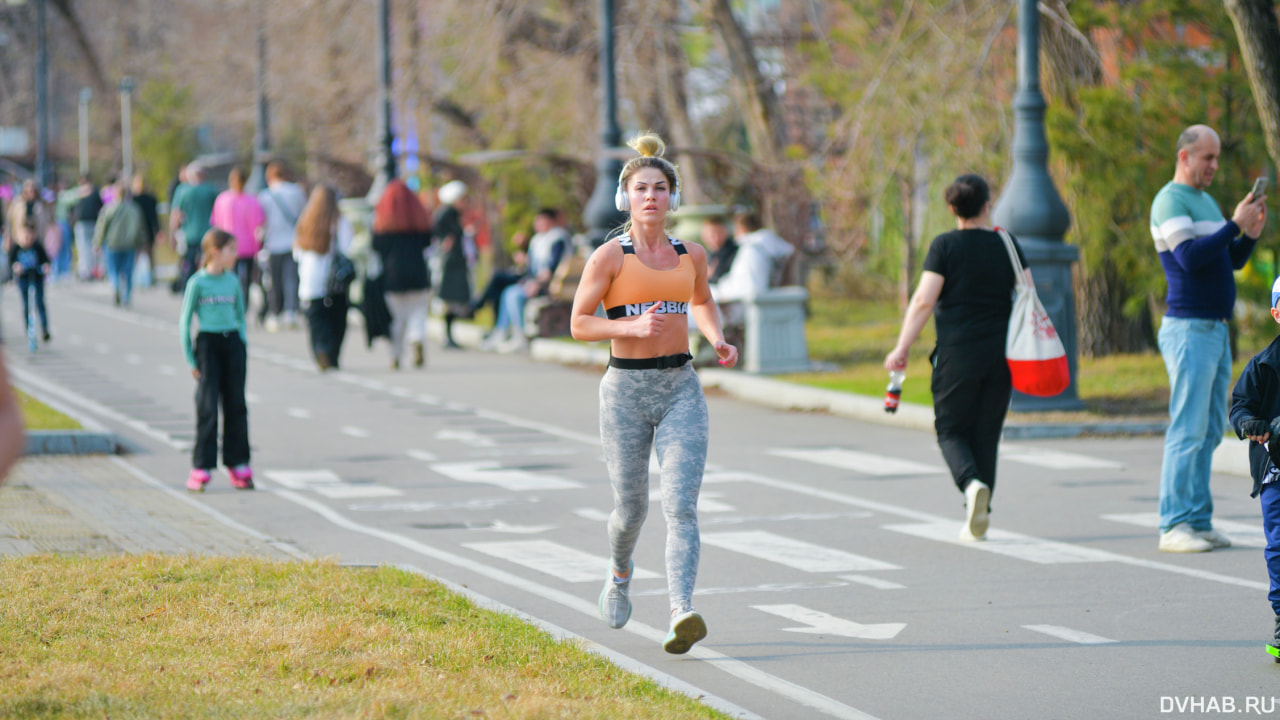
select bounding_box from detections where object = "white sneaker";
[1195,528,1232,549]
[663,609,707,654]
[264,316,281,333]
[479,330,507,351]
[1159,523,1213,553]
[960,480,990,541]
[498,334,530,354]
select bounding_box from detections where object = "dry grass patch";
[0,555,730,720]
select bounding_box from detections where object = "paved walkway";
[0,455,301,559]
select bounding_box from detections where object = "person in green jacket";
[92,179,148,307]
[180,229,253,493]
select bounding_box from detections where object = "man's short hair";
[1176,127,1203,154]
[733,210,762,233]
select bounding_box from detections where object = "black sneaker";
[41,330,50,343]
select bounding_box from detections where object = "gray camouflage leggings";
[600,364,708,615]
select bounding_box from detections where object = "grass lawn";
[16,390,81,431]
[788,293,1270,416]
[0,555,730,720]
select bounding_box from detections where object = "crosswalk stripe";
[263,469,403,499]
[1101,512,1267,548]
[768,448,945,476]
[883,522,1114,564]
[431,460,583,491]
[463,540,661,583]
[1000,443,1124,470]
[840,574,906,590]
[702,530,900,572]
[1022,624,1117,645]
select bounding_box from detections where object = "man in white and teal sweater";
[1150,124,1267,553]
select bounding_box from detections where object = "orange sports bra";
[602,236,695,319]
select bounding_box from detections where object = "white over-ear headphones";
[615,166,681,213]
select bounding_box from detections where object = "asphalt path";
[6,279,1277,720]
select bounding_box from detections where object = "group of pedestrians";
[885,122,1280,661]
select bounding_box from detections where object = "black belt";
[608,353,693,370]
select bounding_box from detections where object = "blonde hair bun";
[627,133,666,158]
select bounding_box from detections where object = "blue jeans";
[1158,316,1231,532]
[1262,482,1280,614]
[16,274,47,333]
[105,250,137,306]
[494,283,529,334]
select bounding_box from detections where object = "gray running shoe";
[663,609,707,654]
[599,561,633,629]
[1269,614,1280,663]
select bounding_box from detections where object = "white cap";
[1271,275,1280,308]
[438,180,468,205]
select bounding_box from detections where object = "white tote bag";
[999,228,1069,397]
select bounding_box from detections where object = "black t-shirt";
[921,228,1027,346]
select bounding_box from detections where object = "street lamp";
[990,0,1084,411]
[581,0,627,247]
[366,0,396,202]
[33,0,49,187]
[78,87,91,177]
[245,0,270,194]
[118,76,135,183]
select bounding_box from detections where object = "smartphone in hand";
[1252,176,1269,200]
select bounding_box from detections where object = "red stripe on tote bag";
[998,228,1069,398]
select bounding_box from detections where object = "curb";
[24,430,119,456]
[527,337,1166,439]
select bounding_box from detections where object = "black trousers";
[193,331,250,470]
[265,252,300,317]
[930,336,1011,495]
[306,294,348,368]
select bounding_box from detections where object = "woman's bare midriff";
[609,316,691,359]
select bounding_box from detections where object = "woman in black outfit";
[884,174,1029,542]
[371,180,433,369]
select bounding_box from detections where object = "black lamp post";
[991,0,1084,412]
[33,0,49,187]
[366,0,396,202]
[245,0,270,194]
[582,0,627,247]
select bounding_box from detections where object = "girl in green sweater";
[180,229,252,492]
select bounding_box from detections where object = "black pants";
[473,270,522,319]
[931,337,1011,496]
[193,331,250,470]
[306,294,348,368]
[265,252,300,317]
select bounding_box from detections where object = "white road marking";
[1022,624,1117,645]
[95,343,111,354]
[769,447,945,476]
[263,469,402,499]
[158,364,177,376]
[574,508,612,522]
[1101,512,1267,548]
[340,426,370,438]
[1000,443,1124,470]
[753,604,905,640]
[646,489,735,512]
[463,540,661,583]
[406,449,438,462]
[431,460,583,491]
[244,392,260,404]
[124,353,142,365]
[840,574,906,590]
[633,581,849,598]
[347,498,514,513]
[276,490,843,719]
[287,407,311,419]
[734,471,1268,591]
[488,520,556,534]
[702,530,900,572]
[883,522,1116,564]
[703,511,873,526]
[435,429,496,447]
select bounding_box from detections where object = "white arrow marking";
[287,407,311,419]
[406,449,438,462]
[340,426,370,438]
[752,604,905,640]
[431,460,583,491]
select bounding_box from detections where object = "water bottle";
[884,370,905,414]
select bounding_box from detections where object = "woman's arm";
[687,242,738,367]
[884,270,944,371]
[569,243,665,342]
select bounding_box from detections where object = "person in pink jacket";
[210,167,266,322]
